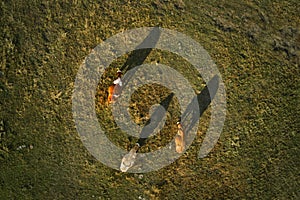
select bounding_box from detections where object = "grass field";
[0,0,299,199]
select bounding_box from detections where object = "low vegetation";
[0,0,299,199]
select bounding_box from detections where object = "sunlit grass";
[0,0,299,199]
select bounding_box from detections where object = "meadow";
[0,0,299,199]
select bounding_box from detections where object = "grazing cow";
[108,70,122,104]
[175,120,185,153]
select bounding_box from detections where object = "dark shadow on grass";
[182,75,219,137]
[120,27,161,86]
[136,93,174,147]
[120,27,220,150]
[131,75,219,149]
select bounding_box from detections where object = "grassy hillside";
[0,0,299,199]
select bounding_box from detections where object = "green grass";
[1,0,299,199]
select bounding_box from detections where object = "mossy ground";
[0,0,299,199]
